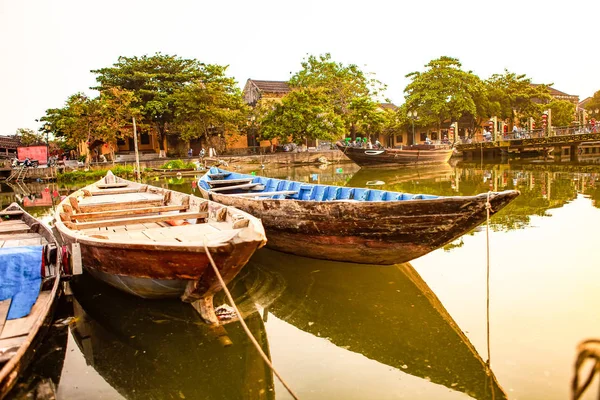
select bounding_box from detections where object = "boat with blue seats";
[198,167,520,265]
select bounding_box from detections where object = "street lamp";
[407,110,418,145]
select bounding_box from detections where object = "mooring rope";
[485,192,495,400]
[571,339,600,400]
[203,242,300,400]
[486,191,492,365]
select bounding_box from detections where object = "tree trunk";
[155,123,166,158]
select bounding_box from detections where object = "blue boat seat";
[367,190,385,201]
[323,186,340,201]
[352,188,370,201]
[337,188,352,200]
[298,185,313,200]
[310,185,327,201]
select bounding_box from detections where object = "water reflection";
[67,273,275,400]
[242,248,507,400]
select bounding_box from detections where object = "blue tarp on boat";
[0,245,43,320]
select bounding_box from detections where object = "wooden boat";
[67,272,274,400]
[198,167,520,265]
[53,171,266,325]
[336,141,454,167]
[0,203,61,400]
[242,248,507,399]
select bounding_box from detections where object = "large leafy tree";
[585,90,600,116]
[548,100,576,127]
[289,53,386,138]
[40,89,141,160]
[484,70,552,125]
[404,56,484,133]
[41,93,101,148]
[91,53,212,152]
[259,87,345,144]
[15,128,44,146]
[172,64,249,142]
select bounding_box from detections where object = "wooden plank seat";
[211,183,265,192]
[207,178,254,187]
[0,210,24,217]
[90,221,239,243]
[69,204,189,222]
[71,211,209,230]
[0,222,30,234]
[88,186,147,196]
[76,193,165,213]
[228,190,299,198]
[0,292,51,341]
[96,182,129,189]
[208,172,231,179]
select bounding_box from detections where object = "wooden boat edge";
[0,203,62,400]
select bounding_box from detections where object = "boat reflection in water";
[243,248,507,400]
[69,273,275,400]
[345,163,454,189]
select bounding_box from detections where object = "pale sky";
[1,0,599,135]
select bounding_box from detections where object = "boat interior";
[0,206,57,368]
[200,168,440,202]
[59,178,254,245]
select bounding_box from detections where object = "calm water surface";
[4,160,600,400]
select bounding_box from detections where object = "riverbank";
[0,149,351,182]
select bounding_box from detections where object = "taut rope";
[203,242,300,400]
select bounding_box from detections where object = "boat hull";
[53,173,266,324]
[337,143,453,167]
[0,204,62,400]
[201,189,519,265]
[58,234,261,299]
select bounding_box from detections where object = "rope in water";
[486,192,492,365]
[485,192,496,400]
[572,339,600,399]
[203,242,300,400]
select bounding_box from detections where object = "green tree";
[548,100,576,127]
[172,64,249,144]
[404,56,484,134]
[484,70,552,125]
[585,90,600,116]
[259,87,345,145]
[289,53,386,138]
[15,128,44,146]
[347,98,388,138]
[91,53,215,153]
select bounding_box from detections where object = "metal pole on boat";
[133,117,141,181]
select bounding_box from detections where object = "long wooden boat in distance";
[198,167,519,265]
[0,203,61,399]
[336,141,454,167]
[53,172,266,325]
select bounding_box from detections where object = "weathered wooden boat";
[336,141,454,167]
[198,167,519,265]
[243,248,508,399]
[67,273,274,400]
[53,171,266,325]
[0,203,61,399]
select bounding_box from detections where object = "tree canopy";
[484,70,552,125]
[91,53,245,151]
[404,56,485,132]
[259,87,345,144]
[288,53,387,139]
[548,100,576,127]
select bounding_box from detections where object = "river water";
[3,160,600,400]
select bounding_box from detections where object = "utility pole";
[133,117,141,181]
